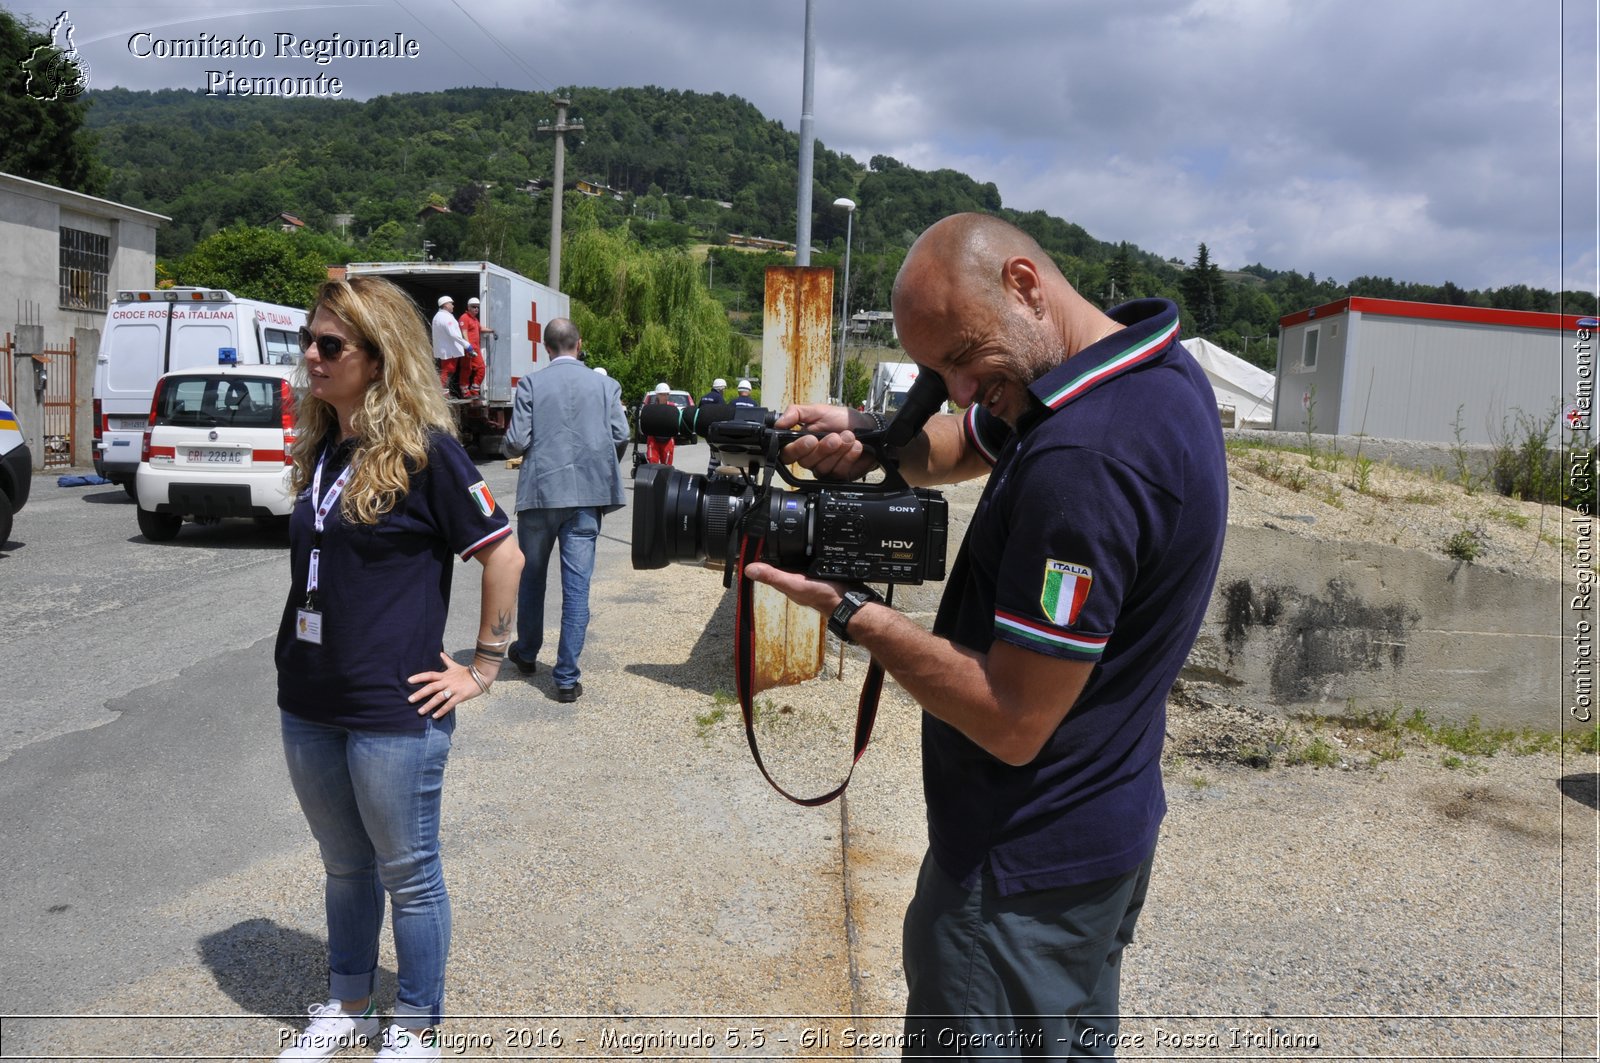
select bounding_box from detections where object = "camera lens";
[632,464,751,569]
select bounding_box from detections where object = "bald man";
[747,213,1227,1055]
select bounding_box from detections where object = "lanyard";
[305,444,355,608]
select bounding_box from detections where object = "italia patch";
[1041,560,1092,626]
[467,480,496,517]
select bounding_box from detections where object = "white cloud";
[9,0,1595,292]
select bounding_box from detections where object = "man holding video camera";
[745,213,1227,1054]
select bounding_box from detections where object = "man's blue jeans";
[510,506,600,688]
[280,711,455,1028]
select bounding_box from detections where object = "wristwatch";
[829,585,883,644]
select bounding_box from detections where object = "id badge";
[295,608,324,645]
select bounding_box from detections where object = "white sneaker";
[277,999,379,1061]
[374,1024,442,1061]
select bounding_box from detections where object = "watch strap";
[829,585,883,644]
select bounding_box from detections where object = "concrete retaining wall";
[1188,524,1567,731]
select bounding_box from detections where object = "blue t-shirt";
[275,431,512,731]
[926,299,1228,894]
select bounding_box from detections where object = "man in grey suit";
[502,318,629,702]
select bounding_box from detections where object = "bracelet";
[474,648,506,663]
[468,664,492,696]
[476,637,511,651]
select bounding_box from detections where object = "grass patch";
[1485,506,1531,531]
[1288,735,1342,768]
[1233,704,1589,771]
[1443,526,1484,562]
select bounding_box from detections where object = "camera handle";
[733,530,891,806]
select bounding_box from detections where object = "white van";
[93,288,306,494]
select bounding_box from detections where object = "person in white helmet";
[645,382,678,466]
[731,379,758,408]
[456,297,492,398]
[431,295,471,394]
[699,378,727,407]
[699,378,729,474]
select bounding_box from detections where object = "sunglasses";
[297,326,368,361]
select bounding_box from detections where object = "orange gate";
[2,334,79,469]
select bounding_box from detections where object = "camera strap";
[733,533,887,807]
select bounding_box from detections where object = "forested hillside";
[82,85,1596,370]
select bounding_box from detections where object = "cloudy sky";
[10,0,1598,294]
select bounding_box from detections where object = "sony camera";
[631,377,951,586]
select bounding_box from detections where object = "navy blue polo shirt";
[275,431,512,731]
[926,298,1227,894]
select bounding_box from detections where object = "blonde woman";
[274,277,523,1063]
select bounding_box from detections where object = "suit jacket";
[503,357,629,514]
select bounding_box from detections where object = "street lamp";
[833,197,856,402]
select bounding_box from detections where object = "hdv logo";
[23,11,91,102]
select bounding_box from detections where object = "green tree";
[0,9,103,193]
[176,225,330,307]
[1180,243,1225,335]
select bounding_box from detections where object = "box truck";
[870,361,922,415]
[338,261,570,454]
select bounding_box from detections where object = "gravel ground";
[7,441,1596,1061]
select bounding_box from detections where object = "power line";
[391,0,500,88]
[448,0,559,94]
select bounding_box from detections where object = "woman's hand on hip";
[407,651,484,718]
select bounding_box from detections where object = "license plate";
[184,448,247,465]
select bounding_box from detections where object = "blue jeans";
[280,711,455,1028]
[511,506,600,687]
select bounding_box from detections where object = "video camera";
[631,372,951,586]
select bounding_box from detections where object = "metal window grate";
[59,226,109,311]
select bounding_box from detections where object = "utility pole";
[793,0,816,265]
[536,97,583,291]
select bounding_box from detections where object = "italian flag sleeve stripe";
[461,524,512,559]
[994,609,1109,656]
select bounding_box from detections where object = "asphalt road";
[3,447,1594,1061]
[0,442,875,1060]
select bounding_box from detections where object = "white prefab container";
[1274,298,1592,444]
[339,261,570,451]
[92,288,306,489]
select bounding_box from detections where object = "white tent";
[1182,337,1276,428]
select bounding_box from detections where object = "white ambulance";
[0,399,31,546]
[93,288,306,495]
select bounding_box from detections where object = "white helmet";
[654,382,671,394]
[713,378,727,390]
[593,367,608,376]
[737,379,752,391]
[437,295,453,307]
[467,296,480,306]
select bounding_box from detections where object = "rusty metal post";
[753,265,834,692]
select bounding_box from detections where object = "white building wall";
[0,174,166,343]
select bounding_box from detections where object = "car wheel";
[123,481,138,501]
[137,507,183,542]
[0,490,13,546]
[254,514,291,535]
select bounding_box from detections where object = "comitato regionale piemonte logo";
[23,10,91,102]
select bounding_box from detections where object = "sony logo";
[888,505,917,513]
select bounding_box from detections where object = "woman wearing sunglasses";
[274,277,523,1063]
